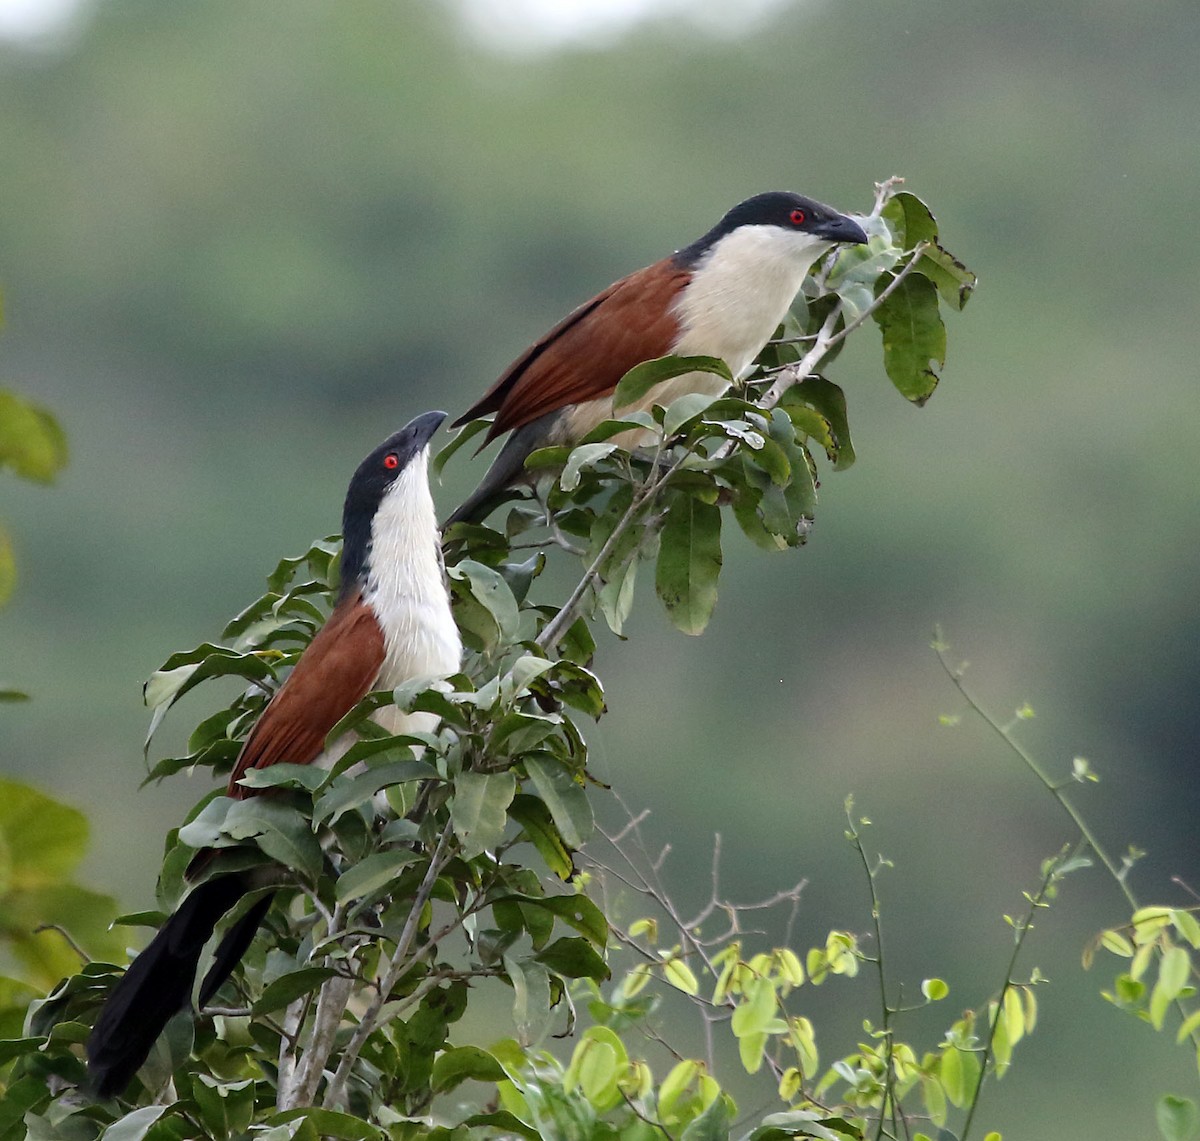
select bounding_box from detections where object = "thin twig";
[934,630,1200,1052]
[960,846,1072,1141]
[844,805,896,1141]
[322,823,456,1108]
[535,438,686,651]
[280,902,354,1110]
[33,924,88,964]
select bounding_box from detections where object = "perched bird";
[86,410,462,1098]
[445,191,868,526]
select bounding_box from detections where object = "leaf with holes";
[872,272,945,405]
[655,494,722,636]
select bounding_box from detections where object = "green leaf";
[536,936,610,981]
[1157,1095,1200,1141]
[0,528,14,607]
[579,411,657,443]
[503,952,552,1046]
[681,1090,733,1141]
[431,417,490,481]
[222,799,323,881]
[253,966,338,1013]
[235,763,328,792]
[662,955,700,996]
[0,777,90,885]
[597,554,638,637]
[451,770,517,860]
[509,794,575,879]
[267,1108,386,1140]
[335,849,421,903]
[448,560,520,649]
[98,1106,169,1141]
[1174,909,1200,949]
[881,191,939,248]
[1151,945,1192,1028]
[779,376,855,471]
[731,976,777,1037]
[497,892,608,947]
[881,192,976,309]
[0,390,68,483]
[940,1046,968,1107]
[459,1111,542,1140]
[922,978,949,1001]
[431,1045,506,1094]
[739,1029,768,1073]
[663,391,722,437]
[561,443,618,492]
[575,1038,619,1108]
[655,494,722,635]
[872,272,945,405]
[613,354,733,412]
[749,1109,862,1141]
[313,758,436,824]
[523,755,593,849]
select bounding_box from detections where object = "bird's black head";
[678,191,869,265]
[340,410,446,592]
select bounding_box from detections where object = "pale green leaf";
[523,754,592,849]
[335,849,420,903]
[560,443,618,492]
[0,390,68,483]
[451,769,516,860]
[872,273,945,405]
[655,495,722,635]
[613,354,733,412]
[1157,1095,1200,1141]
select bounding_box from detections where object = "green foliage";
[0,778,125,1011]
[935,635,1200,1136]
[0,292,68,611]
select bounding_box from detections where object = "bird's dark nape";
[86,873,261,1099]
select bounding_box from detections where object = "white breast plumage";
[362,455,462,734]
[566,225,835,448]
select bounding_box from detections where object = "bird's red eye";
[790,208,806,226]
[383,453,399,470]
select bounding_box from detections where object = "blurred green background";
[2,0,1198,1133]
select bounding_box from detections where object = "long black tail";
[443,420,546,528]
[86,874,272,1099]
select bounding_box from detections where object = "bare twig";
[960,846,1073,1141]
[32,924,88,964]
[284,975,355,1110]
[934,629,1200,1053]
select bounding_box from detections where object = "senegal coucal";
[86,410,462,1098]
[446,190,867,525]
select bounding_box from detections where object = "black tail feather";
[86,874,268,1099]
[443,419,547,527]
[198,892,274,1007]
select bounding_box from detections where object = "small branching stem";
[960,847,1073,1141]
[934,631,1200,1052]
[322,823,456,1108]
[536,438,684,651]
[844,806,897,1141]
[933,638,1131,904]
